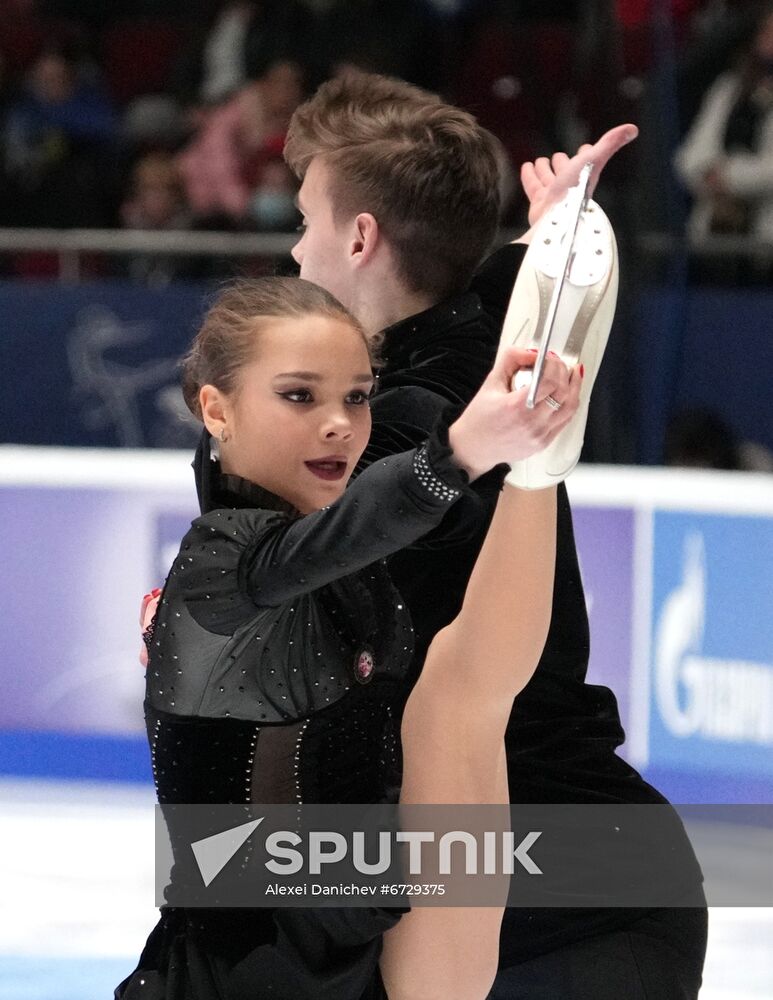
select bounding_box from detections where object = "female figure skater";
[116,274,583,1000]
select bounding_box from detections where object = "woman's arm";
[184,349,571,623]
[185,429,470,612]
[234,348,573,607]
[240,436,467,604]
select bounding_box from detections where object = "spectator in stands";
[246,154,299,231]
[118,151,201,285]
[173,1,310,110]
[665,407,743,469]
[3,45,116,227]
[0,50,16,231]
[665,407,773,472]
[177,56,304,225]
[299,0,442,91]
[192,1,257,105]
[121,152,189,231]
[674,2,773,242]
[677,0,763,132]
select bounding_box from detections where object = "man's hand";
[139,588,161,668]
[448,347,581,481]
[520,124,639,231]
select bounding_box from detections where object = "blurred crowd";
[1,0,770,465]
[0,0,771,281]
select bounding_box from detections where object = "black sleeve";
[470,242,528,333]
[184,430,471,615]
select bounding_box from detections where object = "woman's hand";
[448,347,581,481]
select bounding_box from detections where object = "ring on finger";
[544,394,563,412]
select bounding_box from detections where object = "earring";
[219,428,229,443]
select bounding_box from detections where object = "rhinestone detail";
[412,444,461,502]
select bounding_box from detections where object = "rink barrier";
[2,447,771,800]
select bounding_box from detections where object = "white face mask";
[249,190,298,231]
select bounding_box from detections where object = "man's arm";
[355,317,505,548]
[469,243,528,337]
[518,124,638,242]
[469,127,637,381]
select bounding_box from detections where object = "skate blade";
[511,200,615,395]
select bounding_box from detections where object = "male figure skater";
[284,72,707,998]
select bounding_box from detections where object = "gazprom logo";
[654,532,773,745]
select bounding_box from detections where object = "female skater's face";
[205,315,374,514]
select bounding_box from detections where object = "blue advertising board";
[0,280,208,448]
[648,511,773,782]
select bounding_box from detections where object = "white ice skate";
[502,163,619,489]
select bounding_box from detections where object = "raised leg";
[380,484,558,1000]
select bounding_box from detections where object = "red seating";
[530,20,575,107]
[0,14,83,75]
[456,19,544,167]
[456,17,578,166]
[100,19,185,104]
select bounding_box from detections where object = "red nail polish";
[548,351,559,358]
[527,348,539,354]
[580,364,585,378]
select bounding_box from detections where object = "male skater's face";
[293,157,357,312]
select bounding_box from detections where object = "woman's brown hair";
[181,276,371,420]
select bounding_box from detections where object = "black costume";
[363,243,707,996]
[116,432,471,1000]
[119,242,705,999]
